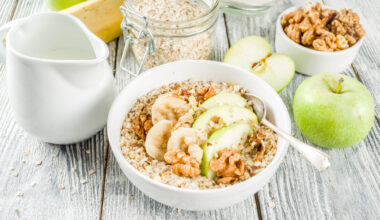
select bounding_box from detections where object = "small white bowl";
[275,6,365,75]
[107,60,291,210]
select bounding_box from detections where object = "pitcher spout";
[6,12,109,64]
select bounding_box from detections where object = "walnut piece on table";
[282,2,365,52]
[164,149,200,177]
[209,148,245,184]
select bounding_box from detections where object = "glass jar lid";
[221,0,274,16]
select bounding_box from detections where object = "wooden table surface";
[0,0,379,219]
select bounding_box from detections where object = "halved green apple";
[200,93,247,110]
[192,105,258,132]
[224,36,295,92]
[200,122,253,178]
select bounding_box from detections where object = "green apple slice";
[200,122,253,178]
[223,35,295,92]
[192,105,258,133]
[200,93,247,110]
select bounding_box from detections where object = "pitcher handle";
[0,20,21,63]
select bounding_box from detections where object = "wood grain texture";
[330,0,380,117]
[0,1,118,219]
[0,0,378,219]
[225,0,380,219]
[100,14,260,220]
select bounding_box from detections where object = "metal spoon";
[246,93,330,171]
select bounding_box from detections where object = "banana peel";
[62,0,124,43]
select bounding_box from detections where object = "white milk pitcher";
[0,12,116,144]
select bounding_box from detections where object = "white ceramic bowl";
[107,60,291,210]
[275,6,365,75]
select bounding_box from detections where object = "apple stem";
[335,77,344,94]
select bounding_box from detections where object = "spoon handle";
[262,119,330,171]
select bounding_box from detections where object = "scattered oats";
[129,195,135,200]
[16,192,23,197]
[329,179,332,182]
[268,201,275,209]
[58,184,65,190]
[177,209,182,214]
[72,167,77,172]
[85,149,91,154]
[35,160,42,165]
[80,179,88,184]
[31,182,36,187]
[23,151,29,156]
[281,159,285,163]
[10,167,14,171]
[71,191,76,195]
[251,203,256,207]
[89,169,95,175]
[22,159,26,163]
[12,171,18,177]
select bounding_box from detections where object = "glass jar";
[120,0,273,77]
[120,0,220,77]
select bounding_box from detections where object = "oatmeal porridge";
[120,80,277,189]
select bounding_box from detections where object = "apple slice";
[200,122,253,178]
[200,93,247,110]
[192,105,258,133]
[224,36,295,92]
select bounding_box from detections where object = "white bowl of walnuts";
[275,2,366,75]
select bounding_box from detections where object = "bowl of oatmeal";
[275,2,366,75]
[107,60,291,210]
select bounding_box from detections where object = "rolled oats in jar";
[120,0,219,75]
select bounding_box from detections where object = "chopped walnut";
[133,113,153,139]
[336,34,349,50]
[281,2,365,51]
[301,29,314,45]
[209,148,245,184]
[298,17,312,33]
[313,39,332,52]
[164,150,200,177]
[175,87,192,97]
[284,24,301,44]
[197,86,215,103]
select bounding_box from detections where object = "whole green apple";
[44,0,86,11]
[293,73,374,148]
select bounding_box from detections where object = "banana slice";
[145,120,173,160]
[152,95,190,124]
[167,127,206,162]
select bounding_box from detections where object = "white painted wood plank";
[101,14,260,220]
[328,0,380,117]
[0,1,118,219]
[225,0,380,219]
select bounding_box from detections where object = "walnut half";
[209,148,245,184]
[133,113,153,139]
[164,150,200,177]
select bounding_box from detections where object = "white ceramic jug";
[0,12,116,144]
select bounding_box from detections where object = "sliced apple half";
[200,122,253,178]
[200,93,247,110]
[224,36,295,92]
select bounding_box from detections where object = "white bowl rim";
[277,5,365,56]
[107,60,291,194]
